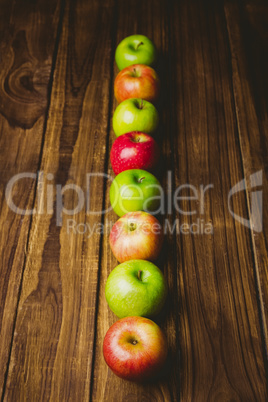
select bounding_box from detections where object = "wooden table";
[0,0,267,400]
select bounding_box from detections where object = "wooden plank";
[224,0,268,353]
[169,0,267,400]
[3,0,116,400]
[91,1,181,401]
[91,0,267,400]
[0,0,62,396]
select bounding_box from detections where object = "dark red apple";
[103,316,168,381]
[110,132,160,175]
[114,64,160,104]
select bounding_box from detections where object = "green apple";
[110,169,162,217]
[115,35,157,71]
[105,260,167,318]
[113,98,159,137]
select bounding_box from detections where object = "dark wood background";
[0,0,267,400]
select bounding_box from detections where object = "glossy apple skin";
[113,98,159,137]
[109,211,163,263]
[114,64,160,104]
[103,316,168,381]
[109,169,162,217]
[105,259,167,318]
[115,35,157,70]
[110,132,160,175]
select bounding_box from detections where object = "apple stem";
[129,222,136,231]
[134,99,144,110]
[132,340,138,345]
[138,270,142,281]
[138,177,145,183]
[136,41,144,50]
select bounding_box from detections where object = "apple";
[110,132,160,175]
[114,64,160,104]
[109,169,162,217]
[109,211,163,263]
[113,98,159,137]
[105,259,167,318]
[115,34,157,71]
[103,316,168,381]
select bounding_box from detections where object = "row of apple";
[102,35,168,382]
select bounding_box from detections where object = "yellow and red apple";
[103,316,168,381]
[114,64,160,104]
[109,211,163,263]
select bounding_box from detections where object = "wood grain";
[0,0,267,400]
[3,0,116,400]
[91,0,267,400]
[0,0,61,396]
[170,0,267,400]
[224,0,268,354]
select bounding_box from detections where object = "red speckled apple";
[109,211,163,263]
[114,64,160,104]
[110,132,160,175]
[103,316,168,382]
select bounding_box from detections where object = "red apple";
[109,211,163,263]
[114,64,160,104]
[110,132,160,175]
[103,316,168,381]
